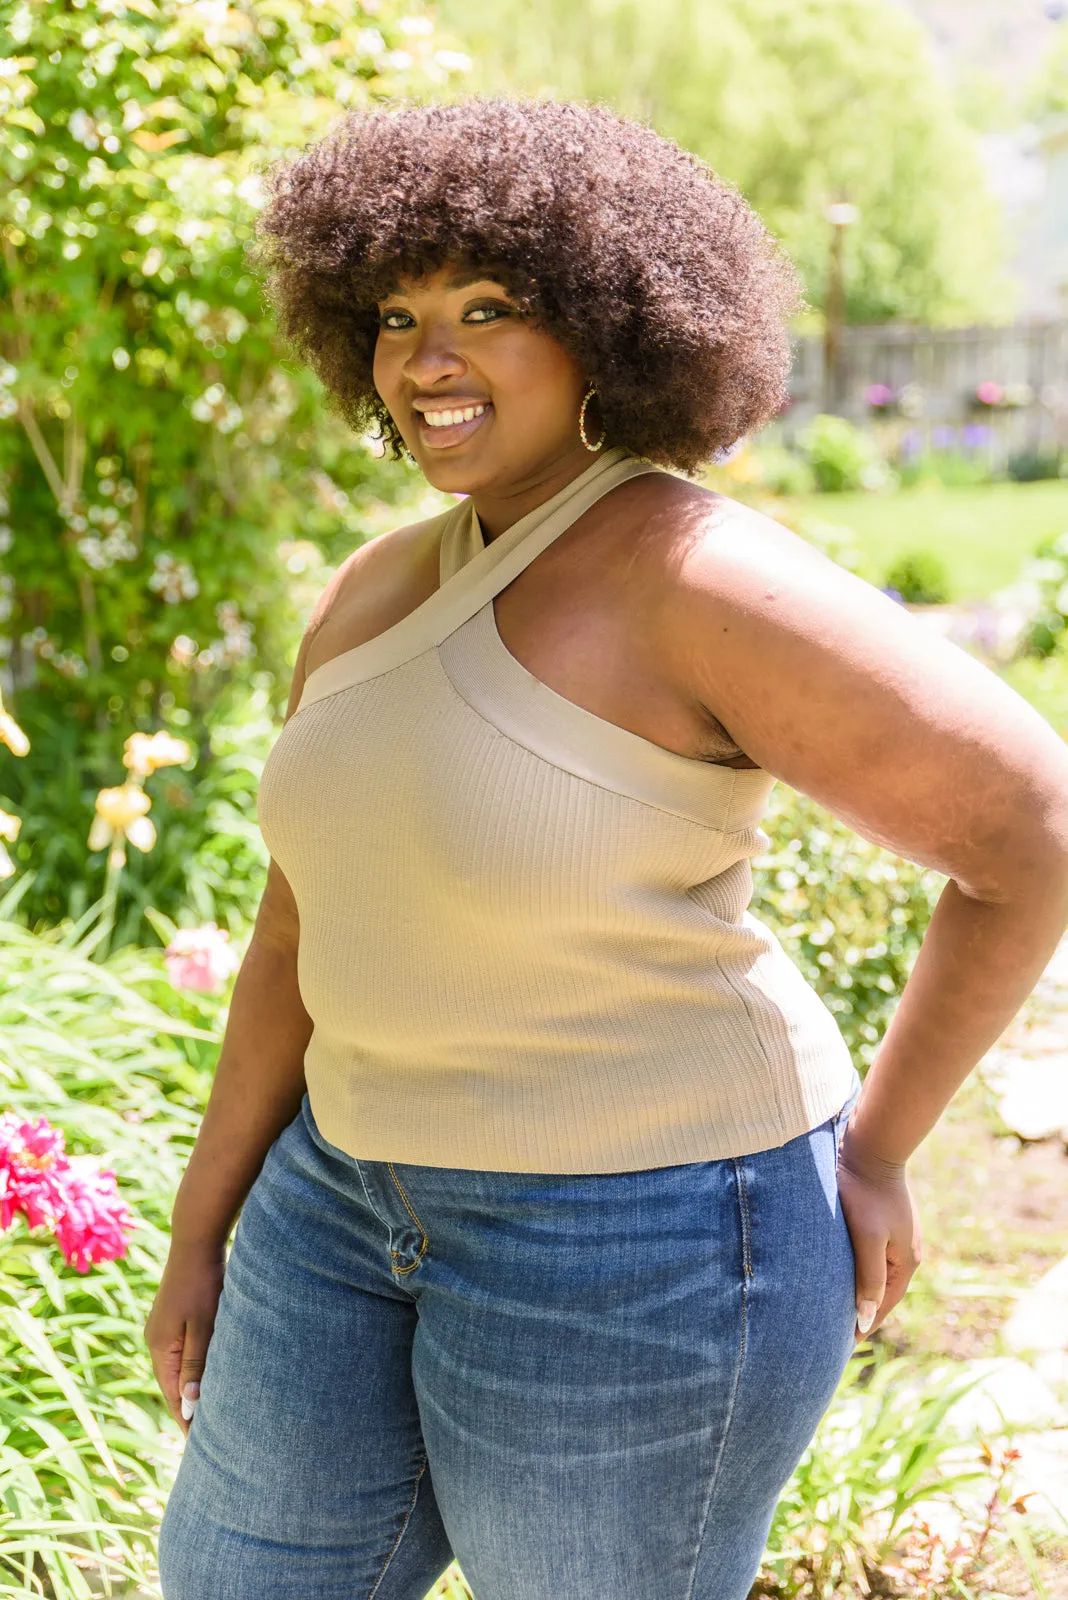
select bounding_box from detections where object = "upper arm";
[672,505,1068,901]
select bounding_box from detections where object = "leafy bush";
[796,415,892,494]
[1012,530,1068,659]
[1007,449,1064,483]
[0,0,467,720]
[883,550,951,606]
[756,1351,1029,1598]
[1,683,274,942]
[750,442,819,497]
[896,448,997,490]
[0,0,459,946]
[751,786,945,1070]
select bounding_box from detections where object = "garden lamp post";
[823,201,859,413]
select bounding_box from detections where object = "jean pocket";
[831,1069,862,1161]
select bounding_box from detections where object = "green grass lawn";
[780,480,1068,601]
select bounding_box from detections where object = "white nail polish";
[181,1393,198,1420]
[856,1301,878,1335]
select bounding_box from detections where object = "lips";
[414,403,493,450]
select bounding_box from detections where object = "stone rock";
[944,1357,1066,1437]
[1004,1256,1068,1356]
[990,1058,1068,1141]
[1012,1430,1068,1531]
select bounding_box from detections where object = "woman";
[149,99,1068,1600]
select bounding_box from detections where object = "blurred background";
[6,5,1068,1598]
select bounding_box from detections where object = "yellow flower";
[0,807,21,880]
[89,784,156,856]
[0,707,29,757]
[123,730,192,778]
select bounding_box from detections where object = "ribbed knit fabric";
[257,445,856,1172]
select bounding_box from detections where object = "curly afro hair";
[251,97,802,475]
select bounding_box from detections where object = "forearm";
[845,860,1068,1168]
[170,930,313,1250]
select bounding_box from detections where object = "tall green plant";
[0,0,464,934]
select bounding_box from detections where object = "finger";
[178,1335,211,1430]
[148,1331,186,1424]
[874,1244,921,1323]
[852,1233,889,1339]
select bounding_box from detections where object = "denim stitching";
[734,1158,754,1280]
[367,1454,428,1600]
[387,1162,429,1275]
[390,1237,428,1276]
[685,1181,751,1600]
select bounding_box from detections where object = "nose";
[401,318,468,388]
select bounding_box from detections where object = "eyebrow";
[444,269,503,290]
[379,270,509,300]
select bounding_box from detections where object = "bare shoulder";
[657,488,1068,895]
[283,510,449,718]
[303,512,448,673]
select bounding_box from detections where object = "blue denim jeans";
[158,1070,861,1600]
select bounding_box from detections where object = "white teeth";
[423,404,487,427]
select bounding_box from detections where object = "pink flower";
[865,384,894,408]
[164,922,240,993]
[52,1159,135,1274]
[976,381,1003,406]
[0,1112,134,1273]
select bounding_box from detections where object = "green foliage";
[0,0,464,941]
[750,440,818,497]
[883,549,951,606]
[1015,530,1068,660]
[751,787,945,1070]
[1,681,273,939]
[0,911,223,1598]
[896,448,997,490]
[796,414,889,494]
[758,1350,995,1597]
[1007,449,1065,484]
[0,0,462,714]
[439,0,1012,327]
[1027,22,1068,119]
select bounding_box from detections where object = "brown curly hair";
[251,97,802,475]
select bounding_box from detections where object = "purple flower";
[880,586,906,605]
[898,429,922,461]
[961,423,993,449]
[865,384,894,408]
[932,425,956,449]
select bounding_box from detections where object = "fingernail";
[180,1381,200,1421]
[856,1301,878,1336]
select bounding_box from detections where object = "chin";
[415,453,495,495]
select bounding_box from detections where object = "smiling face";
[372,263,599,512]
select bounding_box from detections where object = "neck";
[468,444,608,540]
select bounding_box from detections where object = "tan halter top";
[257,446,855,1171]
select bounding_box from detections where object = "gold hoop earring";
[578,382,606,452]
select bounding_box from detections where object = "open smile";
[415,403,493,450]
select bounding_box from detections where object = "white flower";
[149,553,199,604]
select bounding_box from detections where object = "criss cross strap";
[297,445,661,712]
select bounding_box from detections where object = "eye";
[378,310,413,330]
[465,303,511,322]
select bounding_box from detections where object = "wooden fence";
[783,320,1068,463]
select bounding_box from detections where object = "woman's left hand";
[835,1127,923,1340]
